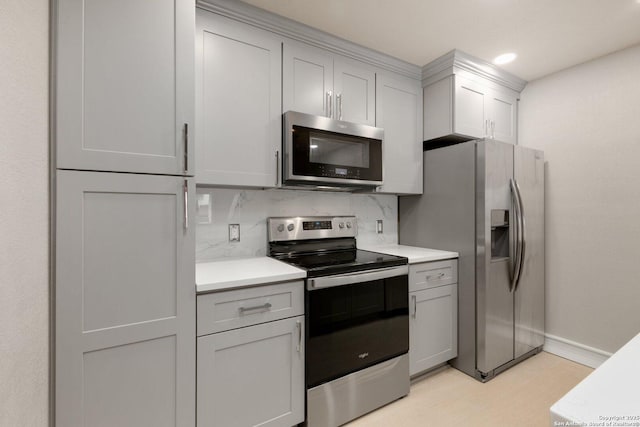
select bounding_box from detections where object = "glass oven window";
[306,275,408,388]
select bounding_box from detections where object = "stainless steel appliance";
[399,139,544,381]
[283,111,384,189]
[268,216,409,426]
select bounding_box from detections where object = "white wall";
[519,44,640,354]
[0,1,50,425]
[196,187,398,262]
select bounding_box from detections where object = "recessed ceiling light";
[493,52,517,65]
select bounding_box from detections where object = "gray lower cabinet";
[197,316,305,427]
[55,170,195,426]
[409,285,458,376]
[409,259,458,376]
[195,9,282,187]
[196,281,305,427]
[197,280,305,427]
[55,0,194,175]
[375,72,423,194]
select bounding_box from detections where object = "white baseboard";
[543,334,612,368]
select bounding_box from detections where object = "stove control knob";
[287,223,295,232]
[277,224,285,232]
[339,222,345,229]
[346,222,352,229]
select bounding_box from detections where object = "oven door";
[284,111,383,187]
[305,266,409,388]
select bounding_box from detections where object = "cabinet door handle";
[296,320,302,352]
[238,302,272,314]
[337,93,343,120]
[275,150,280,186]
[426,272,446,281]
[412,295,417,318]
[327,90,333,118]
[326,91,330,117]
[183,180,188,231]
[491,120,495,139]
[183,123,189,174]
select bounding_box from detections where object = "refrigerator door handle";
[510,178,523,292]
[514,179,526,292]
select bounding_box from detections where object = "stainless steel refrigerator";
[399,139,544,381]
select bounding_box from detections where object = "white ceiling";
[241,0,640,81]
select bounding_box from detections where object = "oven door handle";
[307,265,408,290]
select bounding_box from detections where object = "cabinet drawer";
[409,259,457,292]
[197,281,304,336]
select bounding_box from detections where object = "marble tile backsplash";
[196,187,398,262]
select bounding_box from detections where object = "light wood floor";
[346,352,592,427]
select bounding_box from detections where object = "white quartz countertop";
[359,244,458,264]
[196,257,306,293]
[550,331,640,425]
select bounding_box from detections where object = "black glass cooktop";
[271,246,408,278]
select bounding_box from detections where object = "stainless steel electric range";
[268,216,410,427]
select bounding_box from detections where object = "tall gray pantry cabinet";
[53,0,196,425]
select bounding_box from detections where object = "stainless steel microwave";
[283,111,384,189]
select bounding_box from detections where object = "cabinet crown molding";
[196,0,421,79]
[422,49,527,92]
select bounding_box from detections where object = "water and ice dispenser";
[491,209,510,259]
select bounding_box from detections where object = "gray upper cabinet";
[422,50,526,146]
[333,57,376,126]
[195,10,282,187]
[55,0,194,175]
[487,88,518,144]
[375,72,423,194]
[451,75,487,140]
[283,40,375,125]
[55,170,195,426]
[424,74,519,145]
[283,40,333,118]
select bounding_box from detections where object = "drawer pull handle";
[238,302,272,314]
[426,272,446,280]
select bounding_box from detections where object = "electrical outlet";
[229,224,240,242]
[376,220,383,234]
